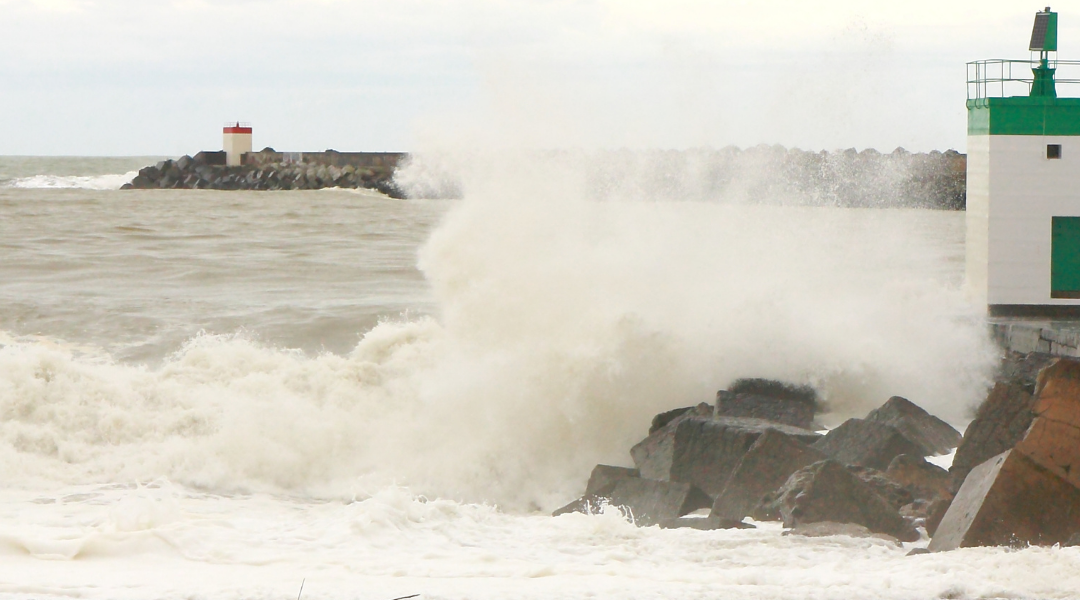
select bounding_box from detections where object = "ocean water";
[1,156,1077,599]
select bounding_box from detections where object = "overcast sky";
[0,0,1070,155]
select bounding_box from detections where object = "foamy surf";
[3,171,137,190]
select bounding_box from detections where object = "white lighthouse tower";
[966,8,1080,316]
[223,122,252,166]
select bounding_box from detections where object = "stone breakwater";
[122,150,406,198]
[555,356,1080,551]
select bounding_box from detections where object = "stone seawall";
[123,150,406,197]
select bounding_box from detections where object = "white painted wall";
[223,132,252,166]
[967,134,1080,306]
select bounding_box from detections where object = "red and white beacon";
[223,122,252,166]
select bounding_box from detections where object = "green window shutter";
[1051,217,1080,298]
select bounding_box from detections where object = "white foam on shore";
[2,483,1079,600]
[3,171,137,190]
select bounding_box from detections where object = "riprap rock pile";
[122,151,405,197]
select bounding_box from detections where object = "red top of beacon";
[223,122,252,134]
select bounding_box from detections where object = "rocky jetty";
[122,150,406,198]
[555,355,1080,550]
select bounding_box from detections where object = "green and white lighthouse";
[966,7,1080,315]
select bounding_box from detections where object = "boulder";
[193,151,226,166]
[886,454,952,502]
[716,378,818,429]
[928,449,1080,550]
[551,478,711,527]
[649,403,712,435]
[632,416,821,498]
[864,396,961,456]
[812,418,926,470]
[710,429,827,521]
[774,459,920,542]
[1013,358,1080,488]
[950,382,1036,492]
[846,465,914,511]
[176,155,193,171]
[584,464,639,496]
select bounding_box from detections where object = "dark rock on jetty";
[122,150,407,198]
[583,146,967,210]
[554,379,995,549]
[772,460,920,542]
[553,477,712,527]
[716,378,819,429]
[811,418,927,471]
[864,396,962,457]
[710,429,826,521]
[631,414,820,497]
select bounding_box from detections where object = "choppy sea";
[0,156,1076,599]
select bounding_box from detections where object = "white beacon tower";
[965,8,1080,316]
[223,122,252,166]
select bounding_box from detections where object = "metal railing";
[968,59,1080,100]
[223,121,252,128]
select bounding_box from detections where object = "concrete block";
[864,396,962,456]
[631,416,820,496]
[775,460,919,542]
[711,429,827,521]
[929,450,1080,551]
[584,464,639,496]
[812,418,926,471]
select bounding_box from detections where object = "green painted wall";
[968,97,1080,135]
[1052,217,1080,298]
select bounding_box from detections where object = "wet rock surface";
[710,429,826,521]
[122,152,406,197]
[864,396,961,457]
[931,358,1080,551]
[811,418,927,470]
[950,382,1036,491]
[715,378,819,429]
[774,460,919,542]
[552,478,712,527]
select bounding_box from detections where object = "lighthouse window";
[1048,144,1062,159]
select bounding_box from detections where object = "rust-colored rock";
[1014,358,1080,488]
[929,449,1080,551]
[886,454,953,502]
[950,382,1035,492]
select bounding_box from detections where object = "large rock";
[715,378,818,429]
[551,478,711,527]
[584,464,639,496]
[812,418,926,470]
[648,402,712,435]
[950,382,1036,491]
[774,459,919,542]
[710,429,827,521]
[632,416,820,498]
[886,454,952,502]
[864,396,961,456]
[928,449,1080,550]
[1013,359,1080,488]
[846,465,914,511]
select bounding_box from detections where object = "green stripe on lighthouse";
[968,97,1080,136]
